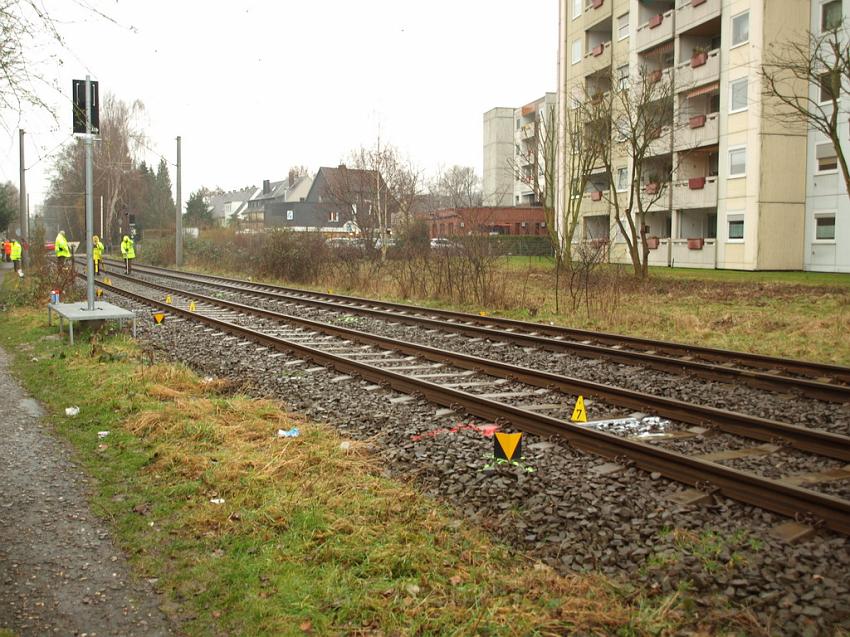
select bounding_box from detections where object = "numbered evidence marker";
[494,432,523,461]
[188,300,196,312]
[104,277,112,285]
[165,294,172,304]
[152,312,166,325]
[95,288,103,298]
[571,395,588,423]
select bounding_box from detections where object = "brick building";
[418,207,548,238]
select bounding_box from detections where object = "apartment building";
[556,0,845,271]
[483,94,557,208]
[805,0,849,272]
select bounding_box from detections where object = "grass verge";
[0,307,694,635]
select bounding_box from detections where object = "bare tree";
[431,165,483,209]
[95,94,147,242]
[762,19,850,195]
[594,65,679,279]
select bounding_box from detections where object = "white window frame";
[286,209,294,220]
[821,0,843,32]
[728,146,747,178]
[726,213,745,242]
[818,71,838,105]
[572,0,582,19]
[617,13,629,40]
[616,167,629,192]
[731,11,749,48]
[328,210,339,222]
[571,38,582,64]
[729,77,748,113]
[814,212,837,242]
[617,65,629,90]
[815,142,839,174]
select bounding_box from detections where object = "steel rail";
[89,270,850,463]
[93,259,850,403]
[100,258,850,384]
[88,274,850,535]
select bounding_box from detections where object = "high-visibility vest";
[55,234,71,258]
[93,239,104,261]
[121,237,135,259]
[10,242,21,261]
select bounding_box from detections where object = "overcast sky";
[0,0,557,209]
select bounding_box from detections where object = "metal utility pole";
[100,195,104,239]
[84,75,95,310]
[175,136,182,266]
[18,129,28,267]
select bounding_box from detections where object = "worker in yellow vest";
[55,230,71,269]
[10,239,22,278]
[120,235,135,274]
[92,234,105,275]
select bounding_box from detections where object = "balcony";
[648,125,673,156]
[583,41,612,75]
[520,123,536,139]
[581,190,611,215]
[585,0,606,11]
[675,112,719,150]
[671,238,716,268]
[675,48,720,91]
[636,9,674,52]
[672,176,718,209]
[676,0,721,33]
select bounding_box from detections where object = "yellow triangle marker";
[96,288,103,298]
[165,294,172,304]
[479,311,488,317]
[327,289,334,295]
[571,395,588,423]
[153,312,166,325]
[188,300,196,312]
[104,277,112,285]
[494,432,522,461]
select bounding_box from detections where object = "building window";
[816,214,836,240]
[730,78,748,112]
[617,13,629,40]
[822,0,842,31]
[729,147,746,177]
[572,0,582,19]
[617,65,629,90]
[819,70,838,103]
[727,214,744,241]
[616,167,629,191]
[571,38,582,64]
[732,11,749,46]
[286,209,294,220]
[816,142,839,172]
[328,210,339,222]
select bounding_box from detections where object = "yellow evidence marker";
[95,288,103,298]
[479,311,488,317]
[104,277,112,285]
[165,294,172,304]
[188,300,196,312]
[494,432,522,461]
[152,312,166,325]
[571,395,588,423]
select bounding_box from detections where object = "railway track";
[80,268,850,535]
[98,258,850,403]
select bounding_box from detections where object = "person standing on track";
[92,234,105,275]
[10,239,22,277]
[55,230,71,270]
[120,234,135,274]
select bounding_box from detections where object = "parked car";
[430,237,456,250]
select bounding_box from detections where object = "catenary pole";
[175,136,182,266]
[84,75,95,310]
[18,129,27,268]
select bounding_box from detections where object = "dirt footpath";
[0,346,173,636]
